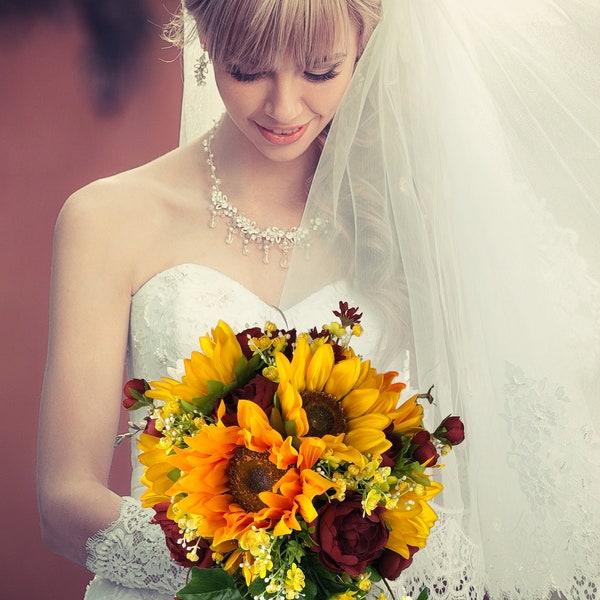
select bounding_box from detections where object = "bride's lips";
[255,122,309,145]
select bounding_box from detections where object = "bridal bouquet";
[123,302,464,600]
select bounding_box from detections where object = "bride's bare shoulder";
[53,141,206,290]
[62,142,203,216]
[57,141,207,241]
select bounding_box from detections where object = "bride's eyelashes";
[303,67,341,82]
[227,63,343,83]
[227,67,268,82]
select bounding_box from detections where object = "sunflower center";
[301,390,347,437]
[227,446,283,513]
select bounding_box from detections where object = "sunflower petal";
[340,388,380,418]
[324,357,362,398]
[344,428,391,456]
[347,413,392,430]
[305,343,334,391]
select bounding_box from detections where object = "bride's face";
[212,24,359,163]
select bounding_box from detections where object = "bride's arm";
[38,175,187,594]
[37,183,134,565]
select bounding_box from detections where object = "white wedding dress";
[84,263,387,600]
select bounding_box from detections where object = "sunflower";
[161,400,331,548]
[146,320,244,405]
[275,337,405,458]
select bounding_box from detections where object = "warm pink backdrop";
[0,3,182,597]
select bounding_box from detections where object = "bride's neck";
[210,116,319,211]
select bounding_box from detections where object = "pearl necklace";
[202,129,327,268]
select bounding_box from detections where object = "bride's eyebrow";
[305,52,348,68]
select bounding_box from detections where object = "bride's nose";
[263,73,304,124]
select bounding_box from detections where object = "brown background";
[0,1,182,597]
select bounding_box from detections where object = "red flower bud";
[411,430,439,466]
[376,546,419,580]
[434,415,465,446]
[122,378,148,410]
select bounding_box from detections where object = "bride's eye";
[303,68,341,82]
[228,67,267,82]
[303,59,345,83]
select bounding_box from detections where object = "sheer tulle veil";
[180,1,600,597]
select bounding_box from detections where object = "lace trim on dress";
[85,496,187,596]
[502,364,600,599]
[398,509,486,600]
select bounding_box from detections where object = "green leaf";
[192,395,219,415]
[415,588,429,600]
[247,576,267,598]
[180,399,196,414]
[248,352,264,371]
[167,467,181,482]
[365,565,382,583]
[302,578,318,600]
[285,419,298,437]
[130,388,150,403]
[301,554,348,596]
[269,405,286,436]
[176,568,243,600]
[206,380,225,397]
[234,355,262,386]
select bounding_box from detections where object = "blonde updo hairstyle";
[177,0,382,71]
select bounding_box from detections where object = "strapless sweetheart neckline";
[134,262,279,304]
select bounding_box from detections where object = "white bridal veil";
[181,0,600,598]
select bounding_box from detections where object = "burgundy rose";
[236,327,263,359]
[312,493,389,576]
[122,378,148,410]
[236,327,297,360]
[152,502,213,569]
[376,546,419,580]
[434,415,465,446]
[411,430,439,466]
[221,374,278,426]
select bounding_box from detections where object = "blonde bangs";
[193,0,352,71]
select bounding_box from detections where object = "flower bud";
[434,415,465,446]
[411,430,439,466]
[122,378,148,410]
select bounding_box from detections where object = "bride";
[38,0,600,599]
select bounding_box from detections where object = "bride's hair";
[172,0,381,67]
